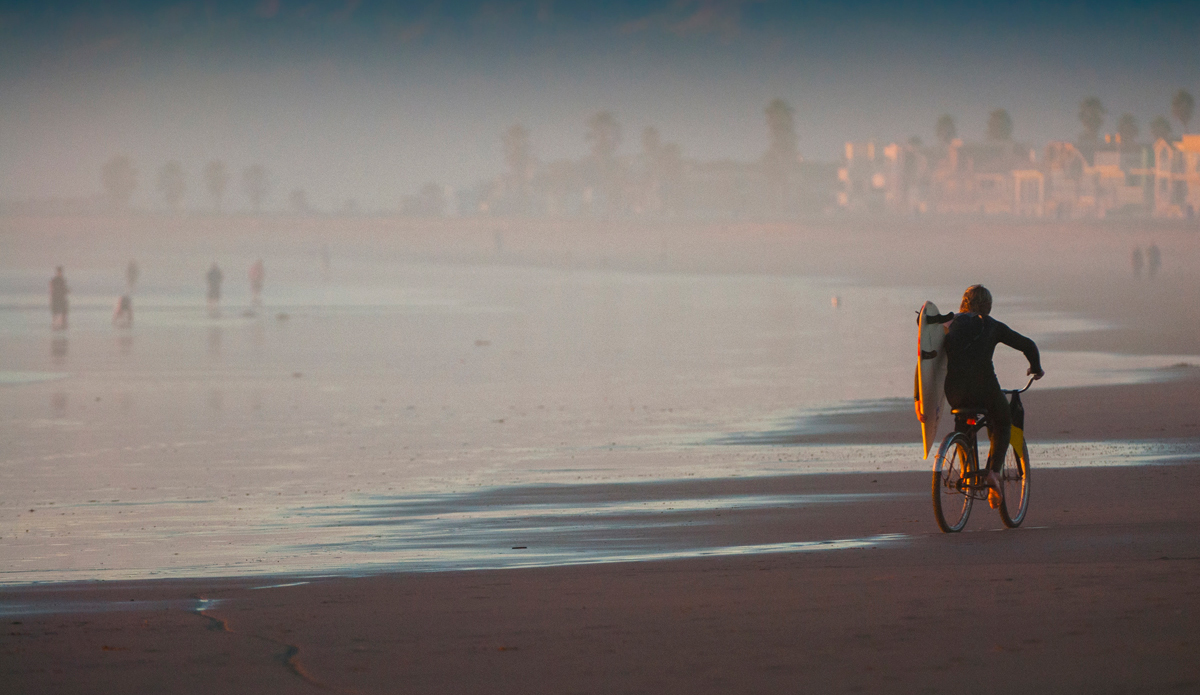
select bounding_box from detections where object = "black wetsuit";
[934,312,1041,472]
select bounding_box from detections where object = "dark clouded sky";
[2,0,1198,210]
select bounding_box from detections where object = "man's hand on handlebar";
[1027,367,1045,380]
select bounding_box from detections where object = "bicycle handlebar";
[1003,375,1037,394]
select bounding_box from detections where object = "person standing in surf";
[248,259,265,307]
[49,266,69,330]
[929,286,1043,508]
[206,262,223,317]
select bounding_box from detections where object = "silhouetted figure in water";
[1147,244,1161,278]
[249,258,265,306]
[50,266,69,330]
[113,294,133,328]
[206,262,223,316]
[126,260,139,291]
[1131,247,1144,277]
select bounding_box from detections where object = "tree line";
[932,90,1193,147]
[100,158,273,213]
[99,89,1196,215]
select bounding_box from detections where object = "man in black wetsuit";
[932,285,1043,508]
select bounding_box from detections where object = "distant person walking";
[1147,243,1161,278]
[113,294,133,328]
[126,260,139,291]
[249,259,265,306]
[49,266,69,330]
[206,262,223,316]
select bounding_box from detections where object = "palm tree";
[764,98,798,166]
[242,164,269,213]
[288,188,309,214]
[1150,115,1173,142]
[502,124,533,188]
[986,108,1013,141]
[586,111,621,162]
[1078,97,1105,142]
[418,183,446,216]
[101,155,137,211]
[1172,89,1194,133]
[203,161,228,211]
[1116,114,1139,146]
[641,126,662,159]
[935,115,957,145]
[585,111,622,212]
[157,161,186,212]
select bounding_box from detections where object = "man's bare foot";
[986,471,1003,509]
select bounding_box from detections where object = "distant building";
[928,140,1039,216]
[1153,135,1200,219]
[837,140,929,214]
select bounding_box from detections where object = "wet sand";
[4,463,1200,694]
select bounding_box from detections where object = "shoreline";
[731,366,1200,447]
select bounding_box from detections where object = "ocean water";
[0,261,1194,583]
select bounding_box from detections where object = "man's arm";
[997,322,1043,378]
[916,311,955,326]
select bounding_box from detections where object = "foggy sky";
[2,0,1198,211]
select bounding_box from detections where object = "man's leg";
[984,386,1011,473]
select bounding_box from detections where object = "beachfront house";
[1153,135,1200,219]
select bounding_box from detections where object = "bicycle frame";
[950,416,992,499]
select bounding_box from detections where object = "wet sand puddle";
[283,486,913,574]
[0,597,221,617]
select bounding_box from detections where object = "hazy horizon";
[2,0,1198,211]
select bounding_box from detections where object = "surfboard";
[916,301,949,459]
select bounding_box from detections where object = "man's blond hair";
[960,285,992,315]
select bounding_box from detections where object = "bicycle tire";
[932,431,974,533]
[999,440,1031,528]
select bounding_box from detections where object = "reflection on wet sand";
[250,320,265,351]
[117,333,133,356]
[50,391,67,417]
[50,336,67,364]
[207,326,221,359]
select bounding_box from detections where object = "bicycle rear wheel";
[932,431,974,532]
[999,439,1031,528]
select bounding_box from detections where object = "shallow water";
[1,261,1196,583]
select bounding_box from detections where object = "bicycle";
[931,376,1034,532]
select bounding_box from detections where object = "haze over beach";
[2,1,1200,693]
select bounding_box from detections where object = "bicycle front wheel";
[932,431,973,533]
[999,439,1031,528]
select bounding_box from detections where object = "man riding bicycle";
[928,285,1044,508]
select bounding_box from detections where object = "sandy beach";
[2,217,1199,692]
